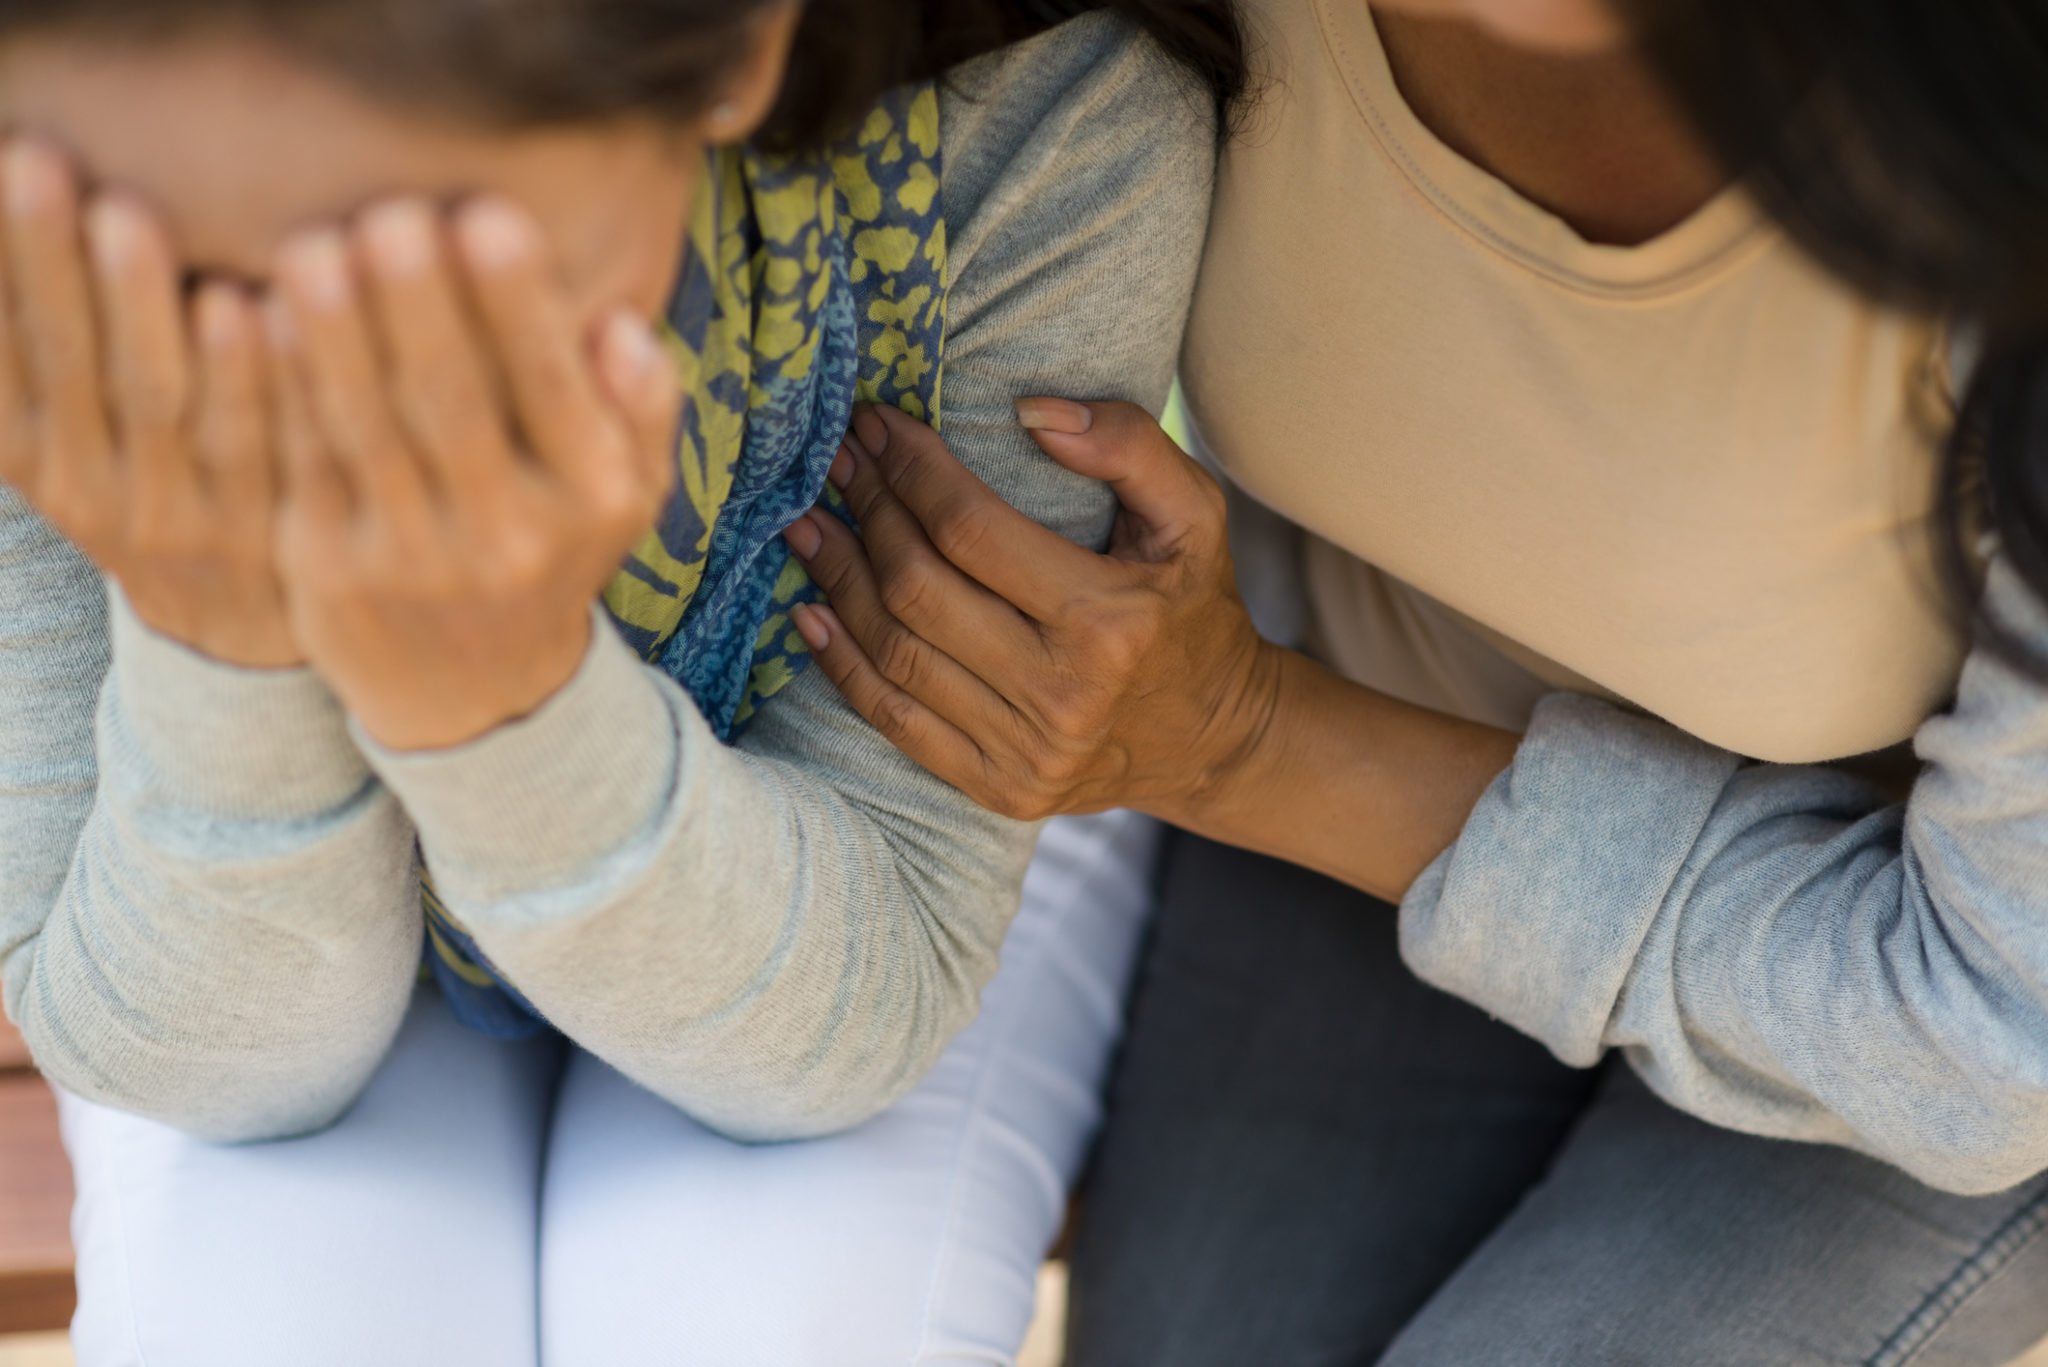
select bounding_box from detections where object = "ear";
[704,1,803,144]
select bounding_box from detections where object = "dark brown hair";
[1620,0,2048,670]
[0,0,1248,143]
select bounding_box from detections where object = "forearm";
[5,583,423,1142]
[1169,643,1519,904]
[1401,560,2048,1194]
[370,636,1028,1140]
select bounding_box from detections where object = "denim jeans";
[1067,833,2048,1367]
[60,813,1160,1367]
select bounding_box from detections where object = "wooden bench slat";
[0,1268,74,1338]
[0,1019,30,1075]
[0,1072,75,1335]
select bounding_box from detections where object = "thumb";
[1015,398,1222,555]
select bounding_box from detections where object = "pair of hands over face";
[780,397,1283,827]
[0,137,680,752]
[0,127,1261,798]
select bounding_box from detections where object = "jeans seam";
[1866,1182,2048,1367]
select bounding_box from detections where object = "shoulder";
[938,12,1217,252]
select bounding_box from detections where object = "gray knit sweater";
[0,15,1215,1144]
[1404,559,2048,1196]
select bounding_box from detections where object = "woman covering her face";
[0,0,1244,1359]
[783,0,2048,1362]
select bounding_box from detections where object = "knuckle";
[488,522,554,587]
[1095,622,1147,678]
[927,496,993,565]
[872,687,922,741]
[993,782,1055,823]
[1040,680,1102,739]
[877,556,937,624]
[583,463,644,536]
[873,626,928,691]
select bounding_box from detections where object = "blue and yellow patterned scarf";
[424,84,948,1038]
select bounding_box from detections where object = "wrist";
[350,613,594,753]
[1161,634,1291,832]
[121,583,305,671]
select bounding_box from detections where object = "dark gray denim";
[1067,833,2048,1367]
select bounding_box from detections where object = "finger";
[1014,398,1226,561]
[452,198,615,486]
[0,178,29,491]
[86,194,191,519]
[786,501,1024,737]
[788,600,995,796]
[594,307,683,507]
[824,431,1054,686]
[851,403,1101,622]
[192,282,271,523]
[274,226,432,522]
[356,198,514,496]
[265,297,351,535]
[3,139,115,506]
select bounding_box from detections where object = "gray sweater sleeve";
[0,502,422,1142]
[1402,556,2048,1195]
[357,17,1213,1140]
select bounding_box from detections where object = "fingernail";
[84,196,144,274]
[279,230,352,310]
[829,444,854,489]
[4,139,65,218]
[790,602,832,651]
[456,197,538,274]
[360,199,437,279]
[782,510,823,559]
[601,308,662,386]
[851,405,889,459]
[1016,397,1093,435]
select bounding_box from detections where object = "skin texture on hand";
[0,138,300,667]
[267,197,681,753]
[0,133,681,748]
[786,400,1281,822]
[782,401,1523,902]
[0,15,796,745]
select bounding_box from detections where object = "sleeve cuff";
[106,582,369,823]
[359,610,684,907]
[1398,693,1742,1066]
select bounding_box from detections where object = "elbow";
[1900,1151,2045,1199]
[1909,1150,2048,1198]
[1883,1110,2048,1197]
[54,1071,357,1146]
[647,996,971,1146]
[25,1025,363,1146]
[675,1055,934,1146]
[161,1095,357,1146]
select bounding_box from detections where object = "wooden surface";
[0,1024,74,1337]
[0,1021,28,1074]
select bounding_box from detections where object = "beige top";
[1181,0,1962,763]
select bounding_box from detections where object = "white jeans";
[57,811,1160,1367]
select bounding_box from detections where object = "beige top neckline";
[1313,0,1772,300]
[1181,0,1961,762]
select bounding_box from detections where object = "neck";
[1370,8,1727,246]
